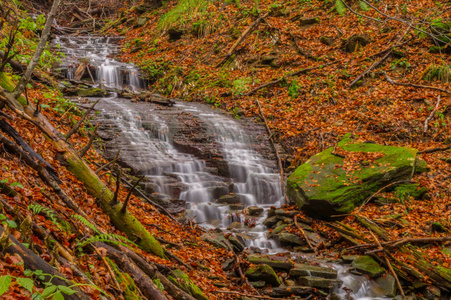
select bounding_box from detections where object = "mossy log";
[0,73,166,258]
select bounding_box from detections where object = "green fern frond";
[76,233,138,250]
[72,214,100,234]
[335,0,346,16]
[28,204,71,232]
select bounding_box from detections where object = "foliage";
[423,64,450,83]
[232,77,252,95]
[75,233,138,250]
[158,0,217,36]
[72,214,100,234]
[334,0,346,16]
[288,80,301,99]
[28,204,71,232]
[0,213,17,228]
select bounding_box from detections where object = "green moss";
[245,264,281,286]
[0,72,27,106]
[168,269,209,300]
[106,257,141,300]
[287,134,417,219]
[351,256,385,278]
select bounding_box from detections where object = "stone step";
[289,263,338,279]
[297,276,342,290]
[247,254,294,271]
[268,286,314,297]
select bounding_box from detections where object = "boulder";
[228,234,245,252]
[247,254,294,271]
[245,264,281,286]
[269,286,313,297]
[297,276,342,290]
[201,232,229,249]
[216,194,245,204]
[373,274,397,297]
[287,134,418,219]
[351,256,385,278]
[289,263,337,279]
[263,215,286,228]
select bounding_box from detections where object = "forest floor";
[0,0,450,299]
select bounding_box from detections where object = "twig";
[214,290,276,299]
[369,232,405,298]
[424,95,441,133]
[256,99,287,204]
[154,237,181,247]
[245,60,341,96]
[418,145,451,154]
[165,250,193,270]
[110,167,122,206]
[93,246,122,292]
[385,72,451,94]
[65,99,100,140]
[95,149,121,174]
[294,216,314,249]
[78,123,98,158]
[120,176,144,214]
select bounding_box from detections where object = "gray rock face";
[248,206,264,216]
[373,275,397,297]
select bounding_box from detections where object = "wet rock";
[222,258,235,271]
[248,206,264,216]
[250,281,266,288]
[289,263,338,279]
[245,264,281,286]
[394,183,428,200]
[297,276,342,290]
[76,88,107,97]
[423,286,441,300]
[227,222,243,230]
[228,235,245,252]
[267,224,287,238]
[216,194,244,204]
[351,256,385,278]
[373,274,397,297]
[287,133,418,219]
[341,255,360,263]
[263,215,286,228]
[299,17,319,26]
[268,286,313,297]
[247,254,294,271]
[201,232,229,249]
[209,185,230,199]
[278,232,306,246]
[274,209,297,218]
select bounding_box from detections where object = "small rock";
[341,255,360,263]
[351,256,385,278]
[137,16,147,27]
[201,232,229,249]
[289,263,338,279]
[227,222,243,230]
[297,276,342,290]
[263,215,286,228]
[278,232,306,246]
[247,254,294,271]
[245,264,281,286]
[250,281,266,288]
[431,222,447,233]
[168,28,184,40]
[248,206,264,216]
[222,258,235,271]
[423,285,441,300]
[269,286,313,297]
[216,194,245,204]
[299,17,319,26]
[320,36,335,45]
[228,235,245,252]
[275,209,297,218]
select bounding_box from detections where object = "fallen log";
[0,224,90,300]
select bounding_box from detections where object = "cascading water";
[53,35,390,299]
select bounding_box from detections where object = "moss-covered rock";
[245,264,281,286]
[168,269,209,300]
[289,263,337,279]
[351,256,385,278]
[287,134,417,219]
[247,254,293,271]
[76,88,107,97]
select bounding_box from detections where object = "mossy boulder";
[351,256,385,278]
[287,134,418,219]
[76,88,107,97]
[168,269,209,300]
[245,264,281,286]
[247,254,294,271]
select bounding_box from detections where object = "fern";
[72,214,100,234]
[28,204,71,232]
[75,233,138,250]
[335,0,346,16]
[359,1,369,11]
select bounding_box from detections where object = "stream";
[53,35,389,300]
